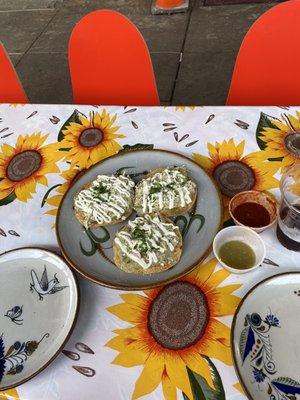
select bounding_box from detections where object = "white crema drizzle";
[75,175,135,227]
[137,166,196,213]
[114,215,180,270]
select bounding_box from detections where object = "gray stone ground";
[0,0,275,105]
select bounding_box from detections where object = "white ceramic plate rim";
[0,247,80,391]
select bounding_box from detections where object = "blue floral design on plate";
[264,314,280,327]
[253,367,266,383]
[0,333,49,384]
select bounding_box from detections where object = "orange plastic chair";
[0,43,28,103]
[227,0,300,106]
[68,10,160,106]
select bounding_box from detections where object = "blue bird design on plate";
[238,311,300,399]
[30,265,68,300]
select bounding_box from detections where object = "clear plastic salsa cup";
[276,163,300,251]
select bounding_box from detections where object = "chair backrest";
[0,43,28,103]
[68,10,160,106]
[226,0,300,106]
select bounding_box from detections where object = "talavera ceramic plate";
[0,248,79,390]
[56,149,223,289]
[231,272,300,400]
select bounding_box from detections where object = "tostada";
[74,174,135,228]
[134,165,197,217]
[113,214,182,274]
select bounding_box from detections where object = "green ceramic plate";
[56,149,223,290]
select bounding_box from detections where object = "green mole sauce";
[218,240,256,269]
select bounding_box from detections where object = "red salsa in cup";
[233,202,270,228]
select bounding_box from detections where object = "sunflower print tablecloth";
[1,104,300,400]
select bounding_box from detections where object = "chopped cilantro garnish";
[149,172,187,195]
[95,183,108,194]
[150,184,162,194]
[138,242,148,255]
[94,183,110,201]
[166,182,174,189]
[132,226,154,256]
[132,226,146,240]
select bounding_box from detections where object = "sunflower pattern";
[9,104,26,108]
[234,382,245,395]
[45,166,82,216]
[58,109,125,169]
[0,388,20,399]
[175,106,196,111]
[0,133,62,203]
[256,111,300,171]
[193,139,281,221]
[106,257,241,400]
